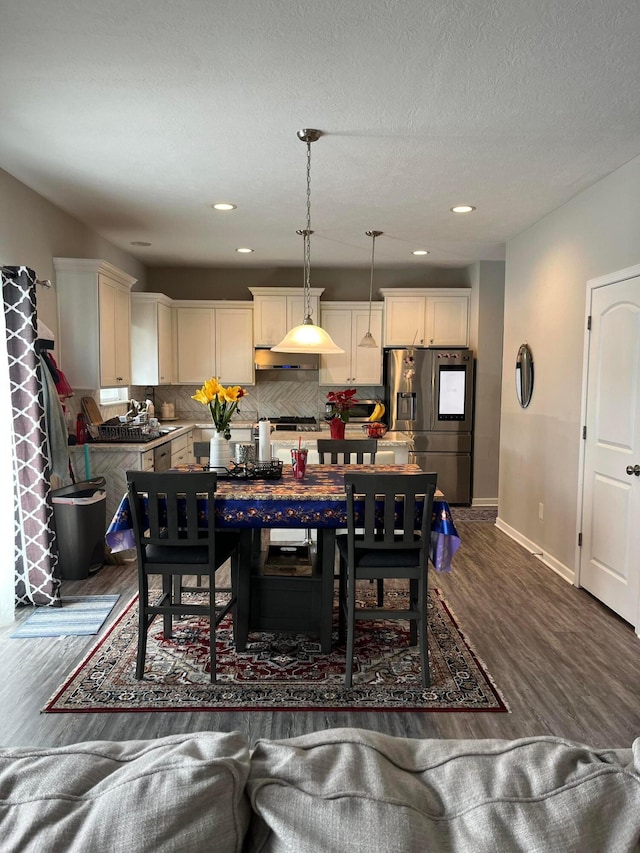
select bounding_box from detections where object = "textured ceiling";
[1,0,639,268]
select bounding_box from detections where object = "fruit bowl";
[362,422,388,438]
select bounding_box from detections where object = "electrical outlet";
[538,502,544,520]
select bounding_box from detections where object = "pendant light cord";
[367,231,376,333]
[304,139,312,322]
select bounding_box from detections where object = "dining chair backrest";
[344,471,437,553]
[193,441,210,463]
[317,438,378,465]
[127,470,218,556]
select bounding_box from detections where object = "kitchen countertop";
[68,422,412,453]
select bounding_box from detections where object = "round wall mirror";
[516,343,534,408]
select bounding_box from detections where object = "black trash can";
[51,478,107,580]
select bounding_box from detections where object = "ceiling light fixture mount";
[358,230,382,348]
[272,129,343,354]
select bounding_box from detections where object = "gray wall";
[146,265,471,301]
[0,168,146,343]
[469,261,505,504]
[499,153,640,574]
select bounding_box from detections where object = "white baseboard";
[471,497,498,507]
[495,516,575,585]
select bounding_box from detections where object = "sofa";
[1,728,638,852]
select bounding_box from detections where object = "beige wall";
[0,168,145,342]
[499,153,640,572]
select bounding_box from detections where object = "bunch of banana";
[367,400,386,422]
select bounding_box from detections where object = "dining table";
[106,463,461,653]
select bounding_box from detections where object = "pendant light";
[358,230,382,348]
[272,129,343,354]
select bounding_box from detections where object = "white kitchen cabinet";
[54,258,136,389]
[170,430,193,466]
[249,287,325,346]
[319,302,383,386]
[380,288,471,347]
[131,293,174,385]
[175,301,254,385]
[215,306,254,385]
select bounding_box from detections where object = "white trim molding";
[496,516,574,585]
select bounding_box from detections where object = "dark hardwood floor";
[2,518,639,749]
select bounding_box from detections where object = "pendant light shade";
[272,129,343,355]
[358,230,382,348]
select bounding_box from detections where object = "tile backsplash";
[134,378,383,423]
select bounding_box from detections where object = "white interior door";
[580,273,640,628]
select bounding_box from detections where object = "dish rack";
[88,416,160,443]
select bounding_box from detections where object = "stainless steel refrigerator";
[385,347,474,504]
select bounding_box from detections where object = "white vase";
[209,432,233,470]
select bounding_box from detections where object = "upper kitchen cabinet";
[54,258,136,389]
[319,302,384,386]
[380,288,471,347]
[175,302,254,385]
[249,287,324,346]
[131,293,173,386]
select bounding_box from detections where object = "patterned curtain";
[2,266,60,606]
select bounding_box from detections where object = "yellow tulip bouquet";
[192,377,247,439]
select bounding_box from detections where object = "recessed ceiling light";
[412,250,429,256]
[236,247,253,253]
[450,205,476,214]
[212,203,237,211]
[130,241,152,246]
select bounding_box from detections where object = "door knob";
[626,464,640,476]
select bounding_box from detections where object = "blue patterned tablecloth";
[106,464,461,572]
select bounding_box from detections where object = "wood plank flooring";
[1,519,639,749]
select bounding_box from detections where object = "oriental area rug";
[44,589,509,713]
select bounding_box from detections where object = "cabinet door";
[254,295,287,346]
[287,294,319,328]
[425,295,469,346]
[99,276,118,386]
[176,308,215,383]
[114,284,132,385]
[215,307,254,385]
[384,296,426,346]
[157,301,173,383]
[318,310,352,385]
[351,308,383,385]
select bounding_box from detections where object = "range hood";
[255,348,319,371]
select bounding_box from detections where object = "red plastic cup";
[291,448,308,479]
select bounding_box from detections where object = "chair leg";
[338,554,346,645]
[376,578,384,607]
[209,571,216,683]
[418,575,430,688]
[163,574,173,638]
[345,567,356,688]
[409,578,418,645]
[136,576,149,680]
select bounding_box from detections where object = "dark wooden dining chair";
[337,471,437,687]
[317,438,382,602]
[316,438,378,465]
[193,441,210,463]
[126,470,241,682]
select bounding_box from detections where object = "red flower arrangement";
[326,388,358,423]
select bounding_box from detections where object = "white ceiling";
[1,0,639,269]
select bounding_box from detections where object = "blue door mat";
[11,595,120,638]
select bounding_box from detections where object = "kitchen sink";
[159,426,179,434]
